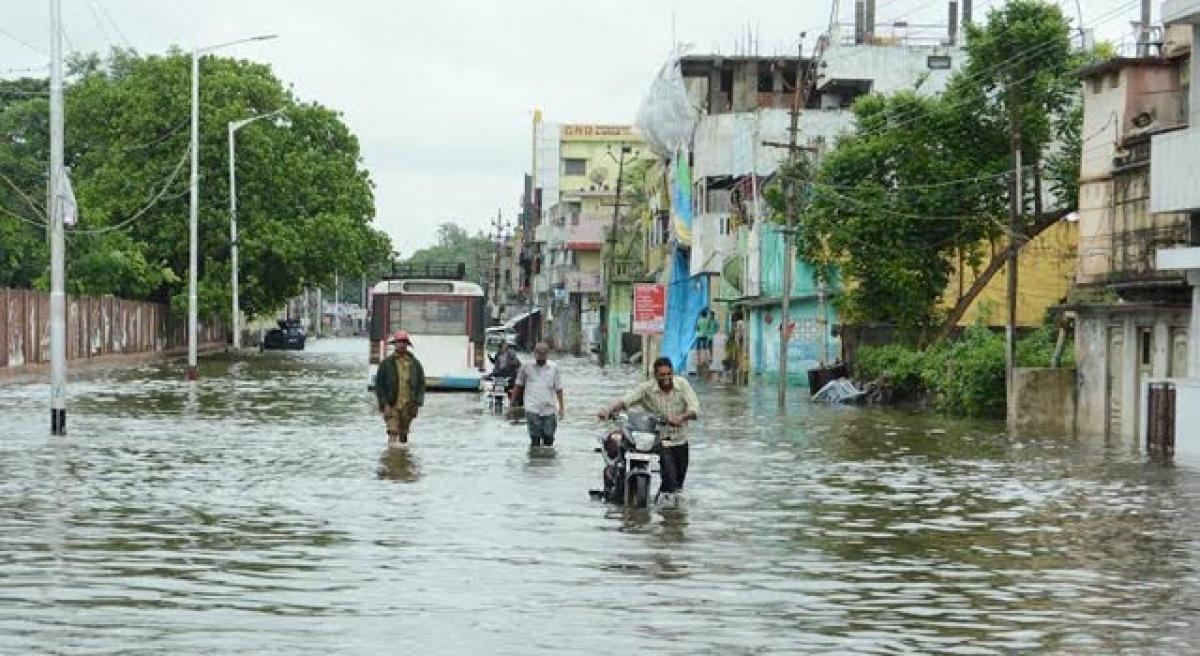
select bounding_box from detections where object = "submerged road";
[2,338,1199,654]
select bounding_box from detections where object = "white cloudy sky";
[2,0,1145,253]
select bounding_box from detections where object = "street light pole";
[228,108,286,351]
[49,0,67,434]
[187,47,200,380]
[227,121,240,350]
[187,33,278,380]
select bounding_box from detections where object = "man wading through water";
[513,342,564,447]
[375,330,426,444]
[599,357,699,502]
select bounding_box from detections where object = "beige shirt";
[622,376,700,446]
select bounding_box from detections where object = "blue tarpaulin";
[660,249,709,372]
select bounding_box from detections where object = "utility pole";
[334,271,339,336]
[602,144,635,368]
[778,39,803,408]
[1006,80,1023,429]
[1139,0,1152,57]
[48,0,67,435]
[187,47,201,380]
[600,145,638,366]
[489,208,507,325]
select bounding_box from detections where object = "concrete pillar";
[1122,315,1139,438]
[1192,27,1200,120]
[708,63,724,113]
[1190,279,1200,377]
[772,67,784,108]
[1153,317,1170,378]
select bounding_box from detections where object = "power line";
[92,0,133,48]
[0,170,47,219]
[70,144,191,236]
[0,203,45,229]
[0,26,47,57]
[85,0,118,51]
[0,64,48,76]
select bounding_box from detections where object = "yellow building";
[942,219,1079,326]
[544,124,647,354]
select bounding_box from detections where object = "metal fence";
[1,288,225,370]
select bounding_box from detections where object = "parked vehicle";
[591,411,664,509]
[262,319,306,351]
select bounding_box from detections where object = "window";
[1090,78,1103,94]
[399,298,468,335]
[563,158,587,176]
[927,55,952,70]
[388,298,402,331]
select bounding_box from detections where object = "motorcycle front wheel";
[630,475,650,508]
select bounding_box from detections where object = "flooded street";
[2,338,1200,654]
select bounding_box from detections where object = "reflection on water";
[377,447,420,483]
[1,338,1199,654]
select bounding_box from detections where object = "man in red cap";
[374,330,426,444]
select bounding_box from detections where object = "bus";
[368,274,486,391]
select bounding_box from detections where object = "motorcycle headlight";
[631,431,657,451]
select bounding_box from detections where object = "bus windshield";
[389,297,468,335]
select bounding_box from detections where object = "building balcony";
[1106,224,1193,300]
[610,257,645,283]
[560,271,603,294]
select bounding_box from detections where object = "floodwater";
[1,338,1199,654]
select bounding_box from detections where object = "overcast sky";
[2,0,1146,253]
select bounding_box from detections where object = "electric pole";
[1006,80,1023,429]
[489,208,508,325]
[49,0,67,435]
[602,144,635,368]
[1139,0,1152,57]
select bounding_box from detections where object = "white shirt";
[516,360,563,416]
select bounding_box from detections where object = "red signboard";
[632,283,666,335]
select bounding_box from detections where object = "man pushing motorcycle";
[598,357,699,500]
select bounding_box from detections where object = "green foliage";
[400,222,495,286]
[0,48,392,319]
[0,77,51,289]
[855,325,1074,418]
[779,0,1088,343]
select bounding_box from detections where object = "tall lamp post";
[187,33,278,380]
[228,108,287,351]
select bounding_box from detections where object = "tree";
[0,77,51,289]
[781,0,1084,343]
[0,48,393,319]
[400,221,495,286]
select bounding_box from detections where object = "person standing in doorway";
[374,330,426,444]
[513,342,565,447]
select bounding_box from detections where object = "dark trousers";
[527,413,557,447]
[658,443,689,493]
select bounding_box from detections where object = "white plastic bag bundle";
[635,50,699,158]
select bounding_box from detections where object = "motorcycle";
[590,411,664,509]
[484,376,511,414]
